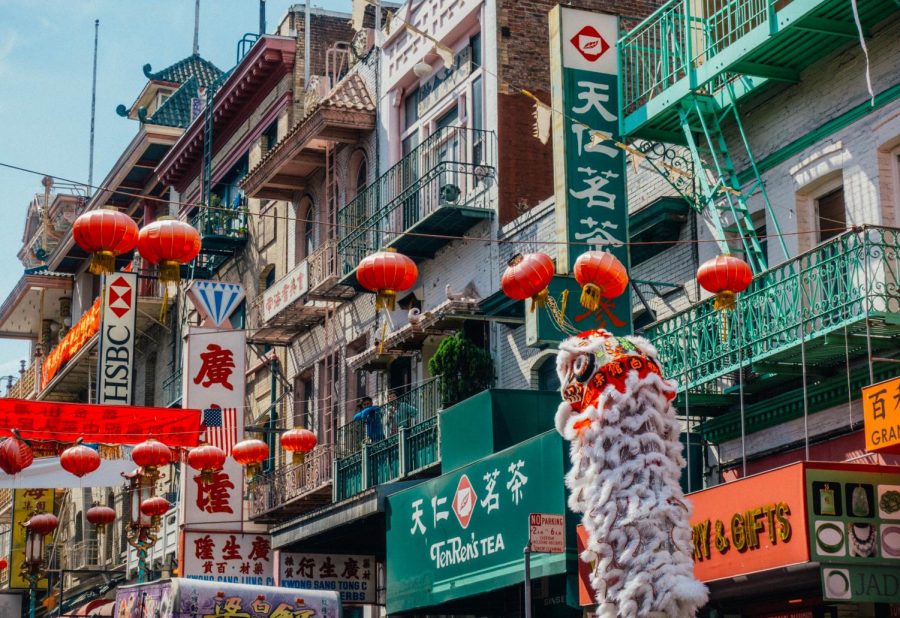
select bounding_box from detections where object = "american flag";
[203,406,238,454]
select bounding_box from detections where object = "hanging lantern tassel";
[574,251,629,312]
[713,290,736,312]
[158,260,182,285]
[376,289,397,312]
[89,251,116,276]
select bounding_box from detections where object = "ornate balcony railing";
[7,364,37,400]
[333,377,443,501]
[162,368,182,408]
[337,126,496,277]
[64,539,102,570]
[334,376,443,459]
[248,444,334,518]
[191,200,249,241]
[644,226,900,391]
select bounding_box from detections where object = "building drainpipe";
[267,355,278,473]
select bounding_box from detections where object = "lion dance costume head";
[555,329,708,617]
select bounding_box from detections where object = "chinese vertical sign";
[549,5,631,335]
[863,376,900,454]
[261,260,309,323]
[97,272,137,405]
[10,489,54,589]
[279,552,377,604]
[386,431,571,614]
[181,328,246,530]
[179,281,248,579]
[184,531,274,586]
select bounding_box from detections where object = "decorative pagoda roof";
[143,53,223,88]
[148,76,199,128]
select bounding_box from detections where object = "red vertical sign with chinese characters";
[179,327,249,578]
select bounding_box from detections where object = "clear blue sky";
[0,0,353,381]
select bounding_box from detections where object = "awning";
[68,599,113,617]
[346,298,482,371]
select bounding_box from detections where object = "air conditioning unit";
[440,184,461,205]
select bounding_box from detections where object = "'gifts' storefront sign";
[689,463,810,581]
[386,431,572,614]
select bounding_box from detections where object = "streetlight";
[21,512,59,618]
[123,469,163,584]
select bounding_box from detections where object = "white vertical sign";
[97,272,137,405]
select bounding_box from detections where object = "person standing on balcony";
[384,391,418,435]
[353,397,384,443]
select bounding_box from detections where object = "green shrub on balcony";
[428,332,494,408]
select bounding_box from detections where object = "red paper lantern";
[501,252,555,312]
[0,437,34,475]
[232,439,269,466]
[131,438,172,476]
[86,505,116,533]
[24,513,59,536]
[281,429,317,454]
[72,207,139,275]
[187,444,226,480]
[697,254,753,311]
[356,249,418,311]
[573,251,628,311]
[60,443,101,478]
[136,217,202,284]
[140,496,170,517]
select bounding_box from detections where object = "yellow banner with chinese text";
[9,488,55,589]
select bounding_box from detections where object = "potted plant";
[428,332,494,408]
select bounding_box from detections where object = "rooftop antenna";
[193,0,200,55]
[88,19,99,198]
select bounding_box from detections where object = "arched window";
[536,355,561,392]
[304,201,316,258]
[355,157,367,200]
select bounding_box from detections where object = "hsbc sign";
[97,272,137,405]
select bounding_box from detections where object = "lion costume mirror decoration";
[555,329,708,617]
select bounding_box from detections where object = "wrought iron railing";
[191,199,249,240]
[644,226,900,390]
[619,0,791,116]
[334,376,443,459]
[248,444,334,518]
[161,368,182,408]
[64,539,102,570]
[337,126,496,276]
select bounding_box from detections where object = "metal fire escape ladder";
[677,83,788,274]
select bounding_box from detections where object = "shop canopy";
[0,399,202,447]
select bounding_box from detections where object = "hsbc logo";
[108,275,134,318]
[98,272,137,405]
[570,25,609,62]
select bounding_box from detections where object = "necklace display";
[849,523,876,557]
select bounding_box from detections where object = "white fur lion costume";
[555,329,707,617]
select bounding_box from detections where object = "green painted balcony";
[183,200,249,278]
[161,367,182,408]
[333,376,443,502]
[619,0,895,140]
[644,226,900,438]
[336,126,496,284]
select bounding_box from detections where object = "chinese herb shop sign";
[279,552,377,604]
[548,5,631,335]
[386,431,571,613]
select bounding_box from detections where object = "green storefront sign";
[540,5,631,347]
[807,464,900,602]
[821,565,900,602]
[386,431,573,613]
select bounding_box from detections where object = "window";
[263,121,278,153]
[470,33,481,67]
[355,158,368,199]
[537,356,561,392]
[816,187,846,242]
[404,87,419,131]
[304,203,316,258]
[295,197,315,263]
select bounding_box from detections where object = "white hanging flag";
[533,100,552,144]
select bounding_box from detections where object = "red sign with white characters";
[452,474,477,529]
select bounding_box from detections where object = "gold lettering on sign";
[691,502,792,562]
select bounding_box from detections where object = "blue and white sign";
[187,281,245,328]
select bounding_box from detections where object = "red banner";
[0,400,202,447]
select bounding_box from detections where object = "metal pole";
[193,0,200,55]
[259,0,266,35]
[523,542,532,618]
[29,579,36,618]
[88,19,99,198]
[58,568,65,618]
